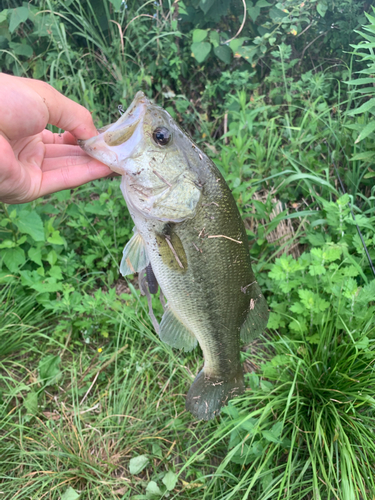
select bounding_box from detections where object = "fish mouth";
[79,91,150,175]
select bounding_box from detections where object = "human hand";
[0,73,113,204]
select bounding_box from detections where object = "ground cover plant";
[1,0,375,498]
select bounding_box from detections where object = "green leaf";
[146,481,162,497]
[236,44,257,64]
[191,42,211,63]
[229,37,247,53]
[49,266,63,280]
[347,98,375,116]
[214,44,232,64]
[129,455,149,475]
[260,380,273,392]
[199,0,215,15]
[247,372,259,390]
[2,247,25,272]
[47,231,65,245]
[15,211,45,241]
[316,0,328,17]
[209,30,220,47]
[192,29,208,43]
[355,121,375,143]
[162,471,178,491]
[262,430,282,443]
[0,240,16,249]
[61,487,80,500]
[0,9,8,23]
[9,6,29,33]
[350,151,375,161]
[108,0,122,10]
[9,42,33,57]
[24,391,38,415]
[247,3,260,22]
[28,247,42,266]
[38,355,62,386]
[152,443,163,459]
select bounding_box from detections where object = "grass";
[2,2,375,498]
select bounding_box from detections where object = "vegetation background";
[1,0,375,498]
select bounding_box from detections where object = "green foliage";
[216,320,375,499]
[1,1,375,499]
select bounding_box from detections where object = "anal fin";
[240,282,269,343]
[159,307,197,352]
[120,229,149,276]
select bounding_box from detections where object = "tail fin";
[186,369,244,420]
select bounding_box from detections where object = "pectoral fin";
[120,229,149,276]
[159,307,197,352]
[240,284,269,343]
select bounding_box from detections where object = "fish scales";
[79,91,269,420]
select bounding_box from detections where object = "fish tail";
[186,368,244,420]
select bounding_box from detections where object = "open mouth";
[79,91,149,175]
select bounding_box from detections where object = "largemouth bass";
[79,92,269,420]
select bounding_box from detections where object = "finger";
[21,78,98,139]
[0,74,98,140]
[38,160,113,197]
[41,130,78,145]
[41,154,98,172]
[44,144,88,159]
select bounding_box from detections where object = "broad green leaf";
[347,98,375,116]
[28,247,42,266]
[229,37,247,53]
[247,372,259,390]
[38,355,62,386]
[9,42,33,57]
[31,280,63,293]
[192,29,208,43]
[108,0,122,10]
[61,487,80,500]
[235,44,257,63]
[2,247,25,272]
[49,266,63,280]
[152,443,163,459]
[129,455,149,475]
[0,240,16,249]
[9,6,29,33]
[199,0,215,15]
[209,30,219,47]
[355,121,375,143]
[260,380,273,392]
[24,391,38,415]
[15,211,45,241]
[191,42,211,63]
[47,231,65,245]
[316,0,328,17]
[214,44,232,64]
[247,4,260,22]
[262,430,282,443]
[162,471,178,491]
[0,9,8,23]
[46,250,57,266]
[146,481,162,496]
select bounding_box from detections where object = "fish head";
[80,91,203,221]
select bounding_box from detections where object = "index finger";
[21,77,98,140]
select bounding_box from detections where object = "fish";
[79,91,269,420]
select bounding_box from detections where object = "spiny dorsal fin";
[120,229,149,276]
[159,307,197,352]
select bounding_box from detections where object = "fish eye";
[153,127,171,146]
